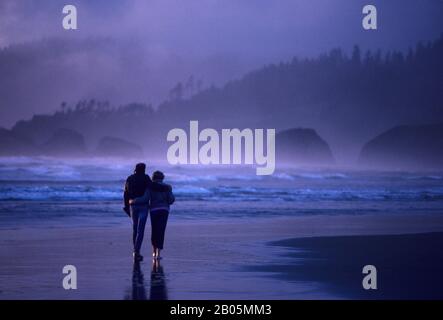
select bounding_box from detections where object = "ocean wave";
[293,173,348,180]
[272,173,295,180]
[0,185,121,201]
[226,175,264,181]
[1,183,443,202]
[405,175,443,181]
[26,165,81,179]
[174,185,212,195]
[1,158,442,204]
[168,174,218,183]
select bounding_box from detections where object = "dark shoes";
[133,252,144,262]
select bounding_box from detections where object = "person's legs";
[130,206,139,251]
[150,212,159,254]
[158,210,169,256]
[134,209,148,254]
[157,211,169,250]
[151,210,169,258]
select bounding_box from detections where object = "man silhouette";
[123,163,169,262]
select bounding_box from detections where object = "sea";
[0,156,442,229]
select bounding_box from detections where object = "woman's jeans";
[130,205,148,254]
[150,210,169,249]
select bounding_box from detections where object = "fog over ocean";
[1,157,442,229]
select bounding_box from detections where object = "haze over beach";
[0,0,443,300]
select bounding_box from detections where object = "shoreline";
[1,213,443,299]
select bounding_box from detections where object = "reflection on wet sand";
[130,261,147,300]
[150,259,168,300]
[125,259,168,300]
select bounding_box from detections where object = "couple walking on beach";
[123,163,175,262]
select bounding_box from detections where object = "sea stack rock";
[95,136,143,157]
[276,128,334,166]
[359,124,443,169]
[0,128,36,155]
[41,128,87,156]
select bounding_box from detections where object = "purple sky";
[0,0,442,128]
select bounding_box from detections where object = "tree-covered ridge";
[4,35,443,162]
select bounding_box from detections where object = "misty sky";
[1,0,442,128]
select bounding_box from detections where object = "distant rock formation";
[41,128,86,156]
[0,128,36,155]
[359,123,443,169]
[95,136,143,157]
[276,128,334,166]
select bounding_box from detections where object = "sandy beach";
[1,213,443,300]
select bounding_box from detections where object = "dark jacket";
[123,173,170,214]
[133,182,175,212]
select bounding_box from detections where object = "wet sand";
[1,214,443,299]
[248,232,443,299]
